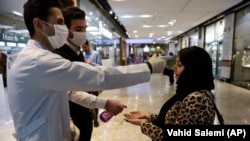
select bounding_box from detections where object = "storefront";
[231,5,250,89]
[189,32,199,47]
[204,19,225,78]
[0,33,29,55]
[79,1,126,66]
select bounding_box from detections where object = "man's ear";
[33,18,43,32]
[68,30,73,39]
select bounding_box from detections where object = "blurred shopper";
[7,0,165,141]
[82,39,102,127]
[0,50,7,87]
[162,52,176,85]
[82,40,102,66]
[124,46,224,140]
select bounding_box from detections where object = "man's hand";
[85,59,92,65]
[105,100,127,116]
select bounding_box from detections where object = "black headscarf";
[153,46,215,127]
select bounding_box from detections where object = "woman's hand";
[124,118,147,126]
[124,111,150,120]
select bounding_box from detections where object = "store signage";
[2,34,18,42]
[0,33,29,43]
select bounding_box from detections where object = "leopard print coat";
[141,91,215,141]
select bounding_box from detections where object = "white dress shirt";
[7,39,150,141]
[65,41,107,109]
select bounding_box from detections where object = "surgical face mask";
[69,32,86,47]
[43,22,69,49]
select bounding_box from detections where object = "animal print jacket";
[141,90,215,141]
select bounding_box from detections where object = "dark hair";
[61,6,86,29]
[176,46,214,98]
[23,0,61,37]
[84,40,89,45]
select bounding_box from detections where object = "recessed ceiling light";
[149,33,154,37]
[87,26,99,31]
[121,15,133,18]
[158,25,167,28]
[143,24,151,28]
[12,11,23,17]
[139,15,153,18]
[167,31,173,36]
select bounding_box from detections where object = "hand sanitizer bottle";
[99,111,113,122]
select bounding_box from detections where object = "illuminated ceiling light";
[167,31,173,36]
[89,12,93,15]
[139,15,153,18]
[133,30,137,33]
[121,15,133,18]
[168,19,176,26]
[135,35,138,38]
[158,25,167,28]
[113,32,121,38]
[143,24,151,28]
[87,26,99,31]
[126,32,131,38]
[12,11,23,16]
[89,31,101,35]
[149,33,154,37]
[109,10,113,14]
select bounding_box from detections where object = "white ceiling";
[108,0,243,43]
[0,0,245,44]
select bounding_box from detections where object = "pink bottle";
[99,111,113,122]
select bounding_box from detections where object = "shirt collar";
[27,39,49,50]
[65,41,81,55]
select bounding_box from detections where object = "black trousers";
[163,67,174,84]
[70,102,93,141]
[88,91,99,122]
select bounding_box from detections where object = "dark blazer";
[53,44,93,141]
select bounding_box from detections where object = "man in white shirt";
[7,0,165,141]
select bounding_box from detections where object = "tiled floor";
[0,74,250,141]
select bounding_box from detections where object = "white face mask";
[43,23,69,49]
[69,32,87,47]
